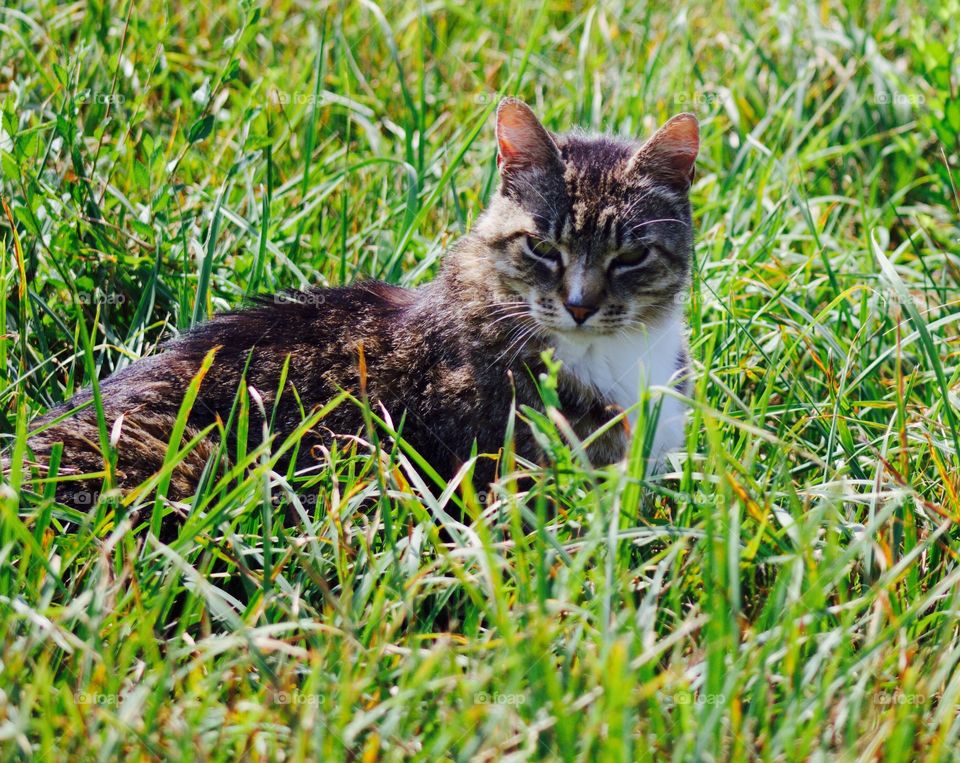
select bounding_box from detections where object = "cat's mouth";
[528,303,626,336]
[526,296,675,337]
[492,293,647,342]
[530,310,604,335]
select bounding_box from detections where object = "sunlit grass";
[1,0,959,759]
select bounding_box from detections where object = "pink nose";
[564,302,598,325]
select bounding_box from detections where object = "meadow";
[2,0,959,759]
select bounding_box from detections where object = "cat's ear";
[629,113,699,188]
[496,98,561,175]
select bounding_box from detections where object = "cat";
[24,98,698,511]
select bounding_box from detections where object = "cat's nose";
[564,301,598,325]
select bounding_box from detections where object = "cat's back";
[154,281,424,419]
[173,281,418,361]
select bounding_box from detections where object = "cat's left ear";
[628,113,699,188]
[496,98,562,175]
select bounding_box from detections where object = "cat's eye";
[523,235,563,268]
[610,246,651,272]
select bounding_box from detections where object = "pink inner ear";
[639,114,700,180]
[496,100,558,170]
[630,114,700,186]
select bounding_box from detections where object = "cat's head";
[473,98,698,335]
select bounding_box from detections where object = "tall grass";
[1,0,959,759]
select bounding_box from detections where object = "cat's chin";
[544,324,620,341]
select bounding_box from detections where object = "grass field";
[2,0,960,759]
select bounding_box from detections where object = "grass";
[2,0,959,759]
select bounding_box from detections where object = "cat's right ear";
[496,98,561,175]
[628,113,699,189]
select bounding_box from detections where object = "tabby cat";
[27,98,698,509]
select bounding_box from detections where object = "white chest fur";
[551,310,688,463]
